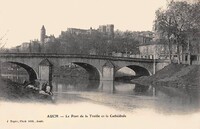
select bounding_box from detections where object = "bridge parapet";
[0,53,170,63]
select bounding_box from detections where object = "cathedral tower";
[40,25,46,43]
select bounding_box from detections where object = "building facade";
[139,43,179,59]
[63,24,114,37]
[98,24,114,37]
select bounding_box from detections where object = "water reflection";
[52,77,200,114]
[52,78,153,96]
[3,76,200,114]
[154,86,200,114]
[113,82,153,96]
[52,77,100,92]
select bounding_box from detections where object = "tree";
[43,39,61,54]
[154,0,200,63]
[154,8,175,62]
[0,31,8,52]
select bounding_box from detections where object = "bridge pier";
[101,61,115,81]
[38,59,53,86]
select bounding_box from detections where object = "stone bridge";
[0,53,170,82]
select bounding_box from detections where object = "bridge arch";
[127,65,151,76]
[70,62,101,80]
[116,65,151,78]
[2,61,38,82]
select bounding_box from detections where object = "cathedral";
[40,25,56,43]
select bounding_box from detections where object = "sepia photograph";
[0,0,200,129]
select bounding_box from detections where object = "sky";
[0,0,167,48]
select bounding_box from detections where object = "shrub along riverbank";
[132,64,200,89]
[0,78,52,102]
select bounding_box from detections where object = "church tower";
[40,25,46,43]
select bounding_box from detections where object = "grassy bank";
[0,78,52,102]
[132,64,200,89]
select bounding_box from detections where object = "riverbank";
[0,78,52,102]
[132,64,200,89]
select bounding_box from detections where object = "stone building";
[67,28,88,35]
[139,37,181,60]
[98,24,114,37]
[40,25,56,43]
[98,25,106,33]
[139,42,179,59]
[61,24,114,37]
[40,25,46,43]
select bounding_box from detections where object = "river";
[51,77,200,115]
[1,76,200,129]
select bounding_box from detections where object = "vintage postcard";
[0,0,200,129]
